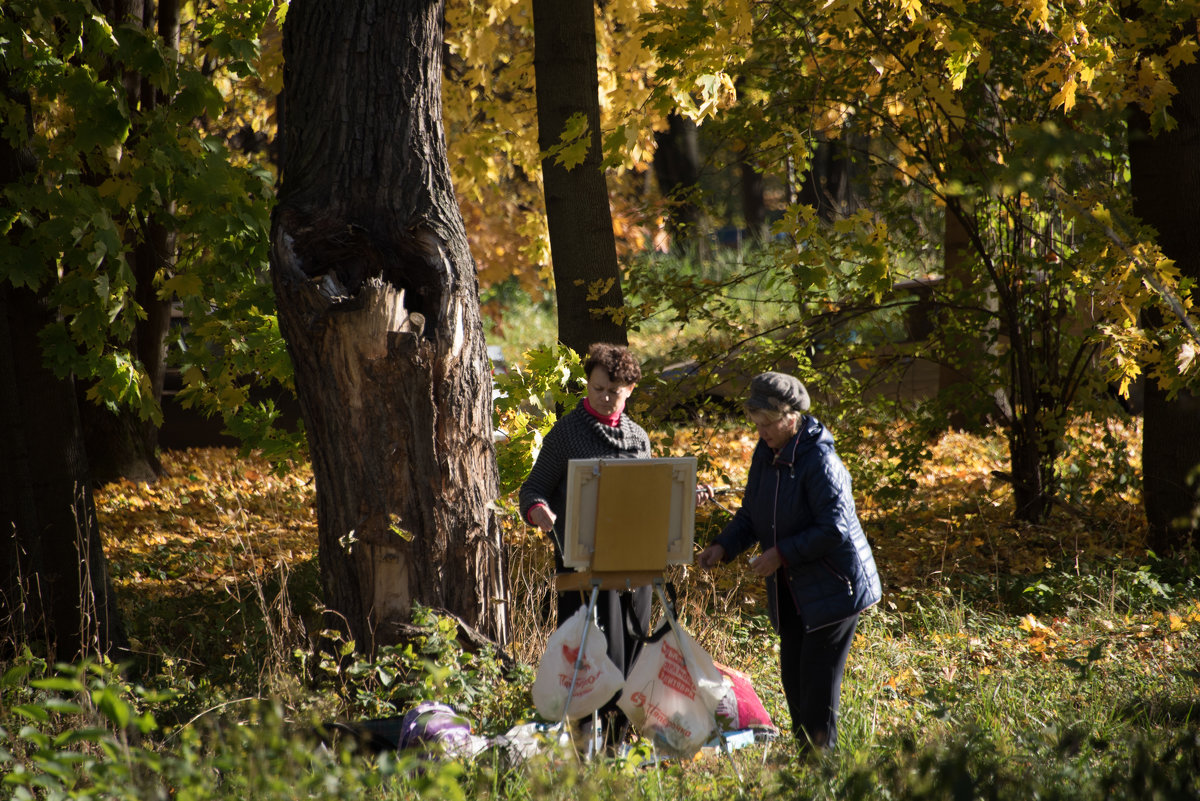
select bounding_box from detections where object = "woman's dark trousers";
[777,596,859,751]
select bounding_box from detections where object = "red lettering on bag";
[634,695,696,739]
[656,641,696,699]
[558,671,599,693]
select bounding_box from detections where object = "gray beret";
[746,371,810,413]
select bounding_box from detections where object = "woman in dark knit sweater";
[519,342,651,742]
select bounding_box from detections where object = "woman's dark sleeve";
[518,423,568,522]
[774,446,855,566]
[713,448,765,561]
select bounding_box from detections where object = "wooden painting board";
[591,461,674,572]
[562,457,697,572]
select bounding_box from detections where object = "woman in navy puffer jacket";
[698,372,881,753]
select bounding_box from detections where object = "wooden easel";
[551,457,728,762]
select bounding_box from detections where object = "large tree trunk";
[271,0,507,651]
[532,0,628,354]
[0,286,129,662]
[1130,60,1200,554]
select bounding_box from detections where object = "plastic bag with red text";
[532,606,624,721]
[617,625,730,758]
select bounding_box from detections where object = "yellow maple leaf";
[1166,39,1199,68]
[1024,0,1050,31]
[1050,77,1078,112]
[1019,613,1048,632]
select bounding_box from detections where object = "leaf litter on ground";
[89,416,1200,755]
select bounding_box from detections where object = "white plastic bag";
[532,606,625,721]
[617,624,731,759]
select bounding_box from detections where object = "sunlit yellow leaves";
[583,277,616,302]
[692,72,738,118]
[1018,613,1051,633]
[1050,77,1077,111]
[97,448,318,603]
[1021,0,1050,32]
[883,667,922,697]
[897,0,924,23]
[814,103,854,136]
[252,20,284,97]
[727,0,753,40]
[543,112,591,170]
[1166,39,1199,68]
[447,0,755,289]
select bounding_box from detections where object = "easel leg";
[560,582,602,759]
[651,579,742,778]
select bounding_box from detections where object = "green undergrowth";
[4,423,1200,799]
[4,553,1199,799]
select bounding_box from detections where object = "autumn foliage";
[0,413,1193,796]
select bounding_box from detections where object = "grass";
[2,415,1199,799]
[479,248,801,371]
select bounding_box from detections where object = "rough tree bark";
[1130,59,1200,554]
[271,0,507,651]
[532,0,629,354]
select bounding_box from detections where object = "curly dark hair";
[584,342,642,385]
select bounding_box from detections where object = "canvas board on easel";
[562,457,697,572]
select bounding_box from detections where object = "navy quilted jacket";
[713,415,881,632]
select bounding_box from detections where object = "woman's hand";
[528,504,556,533]
[695,483,714,506]
[696,543,726,569]
[749,546,783,577]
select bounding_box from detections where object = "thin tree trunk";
[937,201,988,432]
[532,0,628,354]
[653,112,707,256]
[1,287,129,662]
[136,0,181,450]
[81,0,171,484]
[272,0,507,651]
[740,158,767,242]
[1130,60,1200,554]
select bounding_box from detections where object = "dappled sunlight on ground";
[94,417,1149,670]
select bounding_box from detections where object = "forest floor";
[63,414,1200,799]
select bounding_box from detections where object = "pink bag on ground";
[713,661,776,732]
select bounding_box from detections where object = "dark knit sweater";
[518,402,651,554]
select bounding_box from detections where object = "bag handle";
[624,582,678,644]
